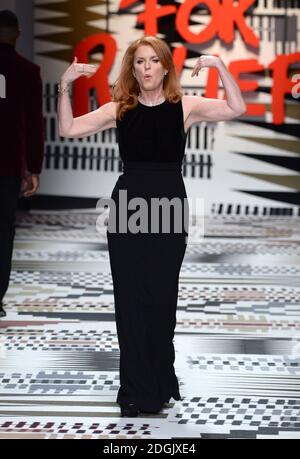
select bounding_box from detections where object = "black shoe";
[120,403,139,417]
[0,302,6,318]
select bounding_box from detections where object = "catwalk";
[0,209,299,439]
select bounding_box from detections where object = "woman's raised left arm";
[186,56,247,123]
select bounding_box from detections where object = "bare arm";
[58,88,116,138]
[188,56,247,123]
[57,57,116,138]
[57,81,74,137]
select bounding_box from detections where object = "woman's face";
[133,45,165,91]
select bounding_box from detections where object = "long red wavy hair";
[112,36,183,121]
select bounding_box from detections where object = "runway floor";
[0,209,299,439]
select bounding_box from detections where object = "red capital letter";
[228,59,265,116]
[220,0,259,47]
[73,33,117,117]
[177,0,220,44]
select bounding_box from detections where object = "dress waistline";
[122,161,182,173]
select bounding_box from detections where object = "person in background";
[0,10,45,318]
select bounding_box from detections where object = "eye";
[137,59,160,63]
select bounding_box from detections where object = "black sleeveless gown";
[107,98,189,412]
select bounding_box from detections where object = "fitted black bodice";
[116,98,187,163]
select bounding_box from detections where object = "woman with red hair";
[58,36,246,417]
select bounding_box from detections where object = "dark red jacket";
[0,43,45,177]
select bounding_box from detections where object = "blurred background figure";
[0,9,45,318]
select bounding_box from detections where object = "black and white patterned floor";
[0,209,299,439]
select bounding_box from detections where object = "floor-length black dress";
[107,98,189,412]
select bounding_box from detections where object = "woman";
[57,36,246,417]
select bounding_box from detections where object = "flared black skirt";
[106,161,189,411]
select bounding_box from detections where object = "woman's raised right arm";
[58,57,116,138]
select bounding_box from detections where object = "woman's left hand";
[191,55,224,77]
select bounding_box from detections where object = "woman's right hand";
[60,56,97,84]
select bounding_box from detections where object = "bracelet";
[57,82,70,94]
